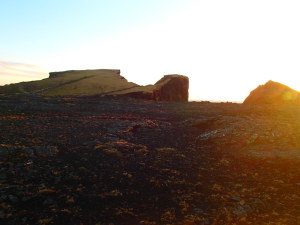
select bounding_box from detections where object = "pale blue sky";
[1,0,300,101]
[0,0,186,61]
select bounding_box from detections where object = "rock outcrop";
[0,69,189,102]
[243,80,300,105]
[153,75,189,102]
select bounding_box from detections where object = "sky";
[1,0,300,102]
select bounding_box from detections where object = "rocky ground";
[0,95,299,225]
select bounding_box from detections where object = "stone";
[43,198,54,206]
[230,195,242,202]
[0,195,7,202]
[0,69,190,102]
[232,205,248,217]
[0,173,7,184]
[192,208,204,214]
[0,145,58,158]
[34,146,59,156]
[21,196,32,202]
[244,80,300,105]
[153,75,189,102]
[0,210,5,219]
[8,195,19,203]
[0,145,35,157]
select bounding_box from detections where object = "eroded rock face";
[243,80,300,105]
[152,75,189,102]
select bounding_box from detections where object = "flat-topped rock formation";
[0,69,189,101]
[48,69,121,79]
[244,80,300,105]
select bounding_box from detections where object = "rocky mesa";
[0,69,189,102]
[243,80,300,105]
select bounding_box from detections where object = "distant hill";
[0,69,189,101]
[243,80,300,105]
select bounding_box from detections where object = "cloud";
[0,61,48,85]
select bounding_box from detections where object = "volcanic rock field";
[0,95,300,224]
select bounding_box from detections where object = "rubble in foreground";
[0,95,299,225]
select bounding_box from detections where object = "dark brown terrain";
[0,95,300,225]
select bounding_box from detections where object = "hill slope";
[243,80,300,105]
[0,69,137,96]
[0,69,189,101]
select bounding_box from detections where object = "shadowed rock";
[153,75,189,102]
[243,80,300,105]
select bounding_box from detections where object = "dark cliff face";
[153,75,189,102]
[243,80,300,105]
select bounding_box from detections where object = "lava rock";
[153,75,189,102]
[34,146,59,156]
[0,145,35,157]
[0,210,5,219]
[9,195,19,203]
[244,80,300,105]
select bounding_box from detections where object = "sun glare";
[1,0,300,102]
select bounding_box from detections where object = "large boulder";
[243,80,300,105]
[152,75,189,102]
